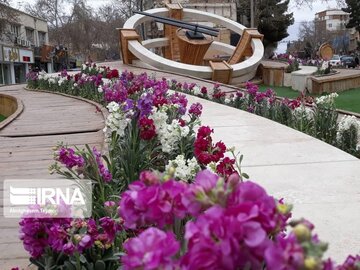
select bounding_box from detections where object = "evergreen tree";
[236,0,294,52]
[256,0,294,45]
[342,0,360,31]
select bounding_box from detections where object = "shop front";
[0,45,34,85]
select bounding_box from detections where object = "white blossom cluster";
[103,102,131,139]
[149,107,190,153]
[192,85,201,96]
[38,70,50,80]
[320,61,329,71]
[165,155,200,182]
[58,77,67,86]
[315,93,338,105]
[336,115,360,142]
[293,105,314,121]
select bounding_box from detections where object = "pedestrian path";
[0,84,106,269]
[101,61,360,262]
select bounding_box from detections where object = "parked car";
[341,56,357,68]
[329,54,341,66]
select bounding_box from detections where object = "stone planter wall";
[283,73,292,87]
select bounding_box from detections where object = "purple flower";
[93,147,112,182]
[63,242,76,255]
[19,214,72,258]
[245,82,259,96]
[265,233,304,270]
[78,234,92,251]
[170,92,188,115]
[56,147,85,169]
[137,93,153,117]
[189,102,203,117]
[122,228,179,270]
[99,217,118,244]
[336,255,360,270]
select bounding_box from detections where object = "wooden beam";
[119,28,141,64]
[210,60,233,84]
[164,3,183,61]
[228,28,263,65]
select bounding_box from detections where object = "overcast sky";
[12,0,345,53]
[277,0,345,52]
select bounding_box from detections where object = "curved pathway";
[102,61,360,262]
[0,84,105,269]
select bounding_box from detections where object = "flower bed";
[19,63,360,269]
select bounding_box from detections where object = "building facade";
[0,5,51,85]
[315,9,349,32]
[314,9,359,53]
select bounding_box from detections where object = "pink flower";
[182,205,270,269]
[119,176,187,229]
[122,228,179,270]
[336,255,360,270]
[245,82,259,96]
[189,102,203,117]
[56,147,84,169]
[265,233,305,270]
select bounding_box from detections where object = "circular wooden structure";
[176,29,213,65]
[121,8,264,84]
[319,43,334,60]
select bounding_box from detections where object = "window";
[26,28,34,44]
[38,31,46,46]
[10,24,20,36]
[328,23,332,28]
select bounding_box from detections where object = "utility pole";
[250,0,254,28]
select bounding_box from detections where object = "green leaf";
[242,173,249,179]
[94,260,106,270]
[29,258,45,268]
[79,254,87,264]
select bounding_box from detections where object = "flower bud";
[293,224,311,242]
[277,203,292,215]
[304,257,319,270]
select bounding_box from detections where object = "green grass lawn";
[259,85,360,114]
[0,114,6,122]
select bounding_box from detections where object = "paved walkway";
[0,85,105,269]
[101,61,360,262]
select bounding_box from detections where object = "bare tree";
[0,1,19,41]
[293,0,346,8]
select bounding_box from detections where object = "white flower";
[321,61,329,70]
[293,105,314,121]
[149,108,187,153]
[336,115,360,142]
[58,77,67,86]
[98,86,103,93]
[192,85,201,96]
[165,155,200,182]
[48,77,56,84]
[82,64,87,70]
[224,98,231,104]
[104,102,130,138]
[315,93,338,105]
